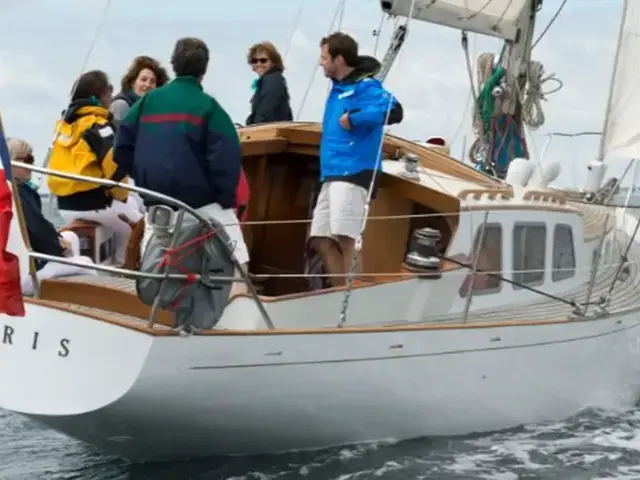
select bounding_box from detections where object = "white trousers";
[21,231,97,296]
[126,178,146,213]
[142,202,249,265]
[59,198,143,265]
[309,181,368,240]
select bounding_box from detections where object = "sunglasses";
[251,57,269,65]
[17,153,34,165]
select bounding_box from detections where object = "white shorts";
[309,181,367,240]
[142,203,249,265]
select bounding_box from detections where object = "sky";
[0,0,628,190]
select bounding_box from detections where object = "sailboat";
[1,0,640,463]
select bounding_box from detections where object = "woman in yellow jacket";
[48,70,142,265]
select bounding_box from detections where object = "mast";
[596,0,629,162]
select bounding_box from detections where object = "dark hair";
[120,55,170,92]
[247,41,285,71]
[71,70,111,102]
[171,37,210,78]
[320,32,359,67]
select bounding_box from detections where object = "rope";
[467,49,563,172]
[450,32,476,147]
[247,258,640,280]
[158,229,217,308]
[532,0,568,50]
[372,11,386,57]
[519,60,563,130]
[295,0,346,120]
[41,0,112,180]
[43,0,113,221]
[338,0,419,327]
[282,0,307,61]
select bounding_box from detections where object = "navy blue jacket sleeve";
[387,100,403,125]
[251,73,287,124]
[348,79,401,129]
[112,99,141,177]
[203,105,241,210]
[18,184,63,257]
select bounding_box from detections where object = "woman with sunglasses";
[245,41,293,125]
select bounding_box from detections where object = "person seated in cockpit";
[8,138,97,294]
[47,70,143,266]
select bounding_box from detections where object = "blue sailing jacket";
[320,58,402,182]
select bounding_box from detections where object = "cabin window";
[552,224,576,281]
[458,224,503,297]
[512,223,546,288]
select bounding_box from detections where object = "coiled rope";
[468,50,563,170]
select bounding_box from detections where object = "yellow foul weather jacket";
[47,100,129,211]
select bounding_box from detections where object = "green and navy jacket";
[113,76,241,210]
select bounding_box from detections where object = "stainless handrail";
[12,161,274,330]
[29,252,238,283]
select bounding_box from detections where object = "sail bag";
[136,212,235,330]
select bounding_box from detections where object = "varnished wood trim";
[242,260,460,303]
[288,145,319,156]
[241,137,288,156]
[38,279,175,327]
[251,274,416,302]
[24,295,577,336]
[272,123,501,187]
[197,317,575,335]
[24,297,178,336]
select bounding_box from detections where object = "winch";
[403,227,441,278]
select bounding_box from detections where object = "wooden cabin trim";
[23,295,578,337]
[268,123,502,188]
[20,121,590,336]
[24,297,177,335]
[241,137,288,156]
[37,278,175,327]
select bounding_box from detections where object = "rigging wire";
[43,0,113,220]
[41,0,112,179]
[532,0,569,49]
[326,0,348,96]
[450,32,477,149]
[338,0,420,327]
[295,0,345,120]
[283,0,308,61]
[372,11,386,57]
[438,253,581,309]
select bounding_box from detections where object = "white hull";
[3,304,640,461]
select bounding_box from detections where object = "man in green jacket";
[113,37,249,296]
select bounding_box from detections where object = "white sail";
[380,0,532,41]
[600,0,640,160]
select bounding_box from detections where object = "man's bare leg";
[313,237,346,286]
[338,235,362,281]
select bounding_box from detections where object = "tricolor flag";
[0,111,26,316]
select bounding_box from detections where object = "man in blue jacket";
[310,32,403,286]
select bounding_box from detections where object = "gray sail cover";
[136,216,235,330]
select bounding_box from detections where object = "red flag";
[235,168,250,228]
[0,120,26,316]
